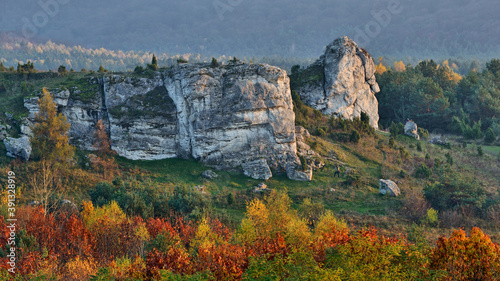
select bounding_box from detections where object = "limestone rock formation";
[21,62,303,180]
[297,36,380,128]
[379,179,400,197]
[404,121,419,140]
[4,136,32,160]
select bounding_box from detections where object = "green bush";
[415,164,432,179]
[388,137,395,148]
[445,153,453,166]
[424,171,486,212]
[350,130,361,143]
[299,155,308,171]
[418,127,429,139]
[484,128,496,143]
[399,147,410,159]
[389,122,404,138]
[425,208,439,226]
[477,146,484,156]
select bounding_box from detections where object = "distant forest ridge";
[0,33,494,75]
[0,0,499,62]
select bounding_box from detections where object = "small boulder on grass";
[202,170,218,180]
[379,179,401,197]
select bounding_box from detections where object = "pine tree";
[151,54,158,69]
[148,54,158,70]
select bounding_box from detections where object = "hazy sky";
[1,0,499,58]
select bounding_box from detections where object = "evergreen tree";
[148,54,158,70]
[211,57,219,68]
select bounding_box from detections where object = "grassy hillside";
[1,68,499,241]
[1,67,500,279]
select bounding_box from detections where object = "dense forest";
[376,59,500,138]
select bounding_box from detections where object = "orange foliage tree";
[430,227,500,280]
[91,119,118,180]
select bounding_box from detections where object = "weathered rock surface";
[22,62,304,180]
[242,159,272,180]
[297,36,379,128]
[253,182,270,193]
[286,162,313,181]
[430,136,448,145]
[202,170,218,180]
[4,136,32,160]
[295,126,324,170]
[379,179,400,197]
[404,121,419,140]
[0,125,8,141]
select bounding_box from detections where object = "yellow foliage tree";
[394,61,406,72]
[29,87,75,215]
[376,57,388,74]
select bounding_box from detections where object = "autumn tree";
[430,228,500,280]
[30,88,75,215]
[90,120,117,180]
[394,61,406,72]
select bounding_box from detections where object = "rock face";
[379,179,400,197]
[4,136,32,160]
[297,36,380,128]
[404,121,419,140]
[22,62,303,180]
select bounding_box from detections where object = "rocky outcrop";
[379,179,400,197]
[296,36,380,128]
[4,136,32,160]
[404,121,419,140]
[22,62,304,180]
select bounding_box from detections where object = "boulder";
[404,121,419,140]
[430,136,448,145]
[286,163,313,182]
[253,182,269,193]
[379,179,400,197]
[242,159,272,180]
[4,136,32,160]
[202,170,218,180]
[297,36,380,128]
